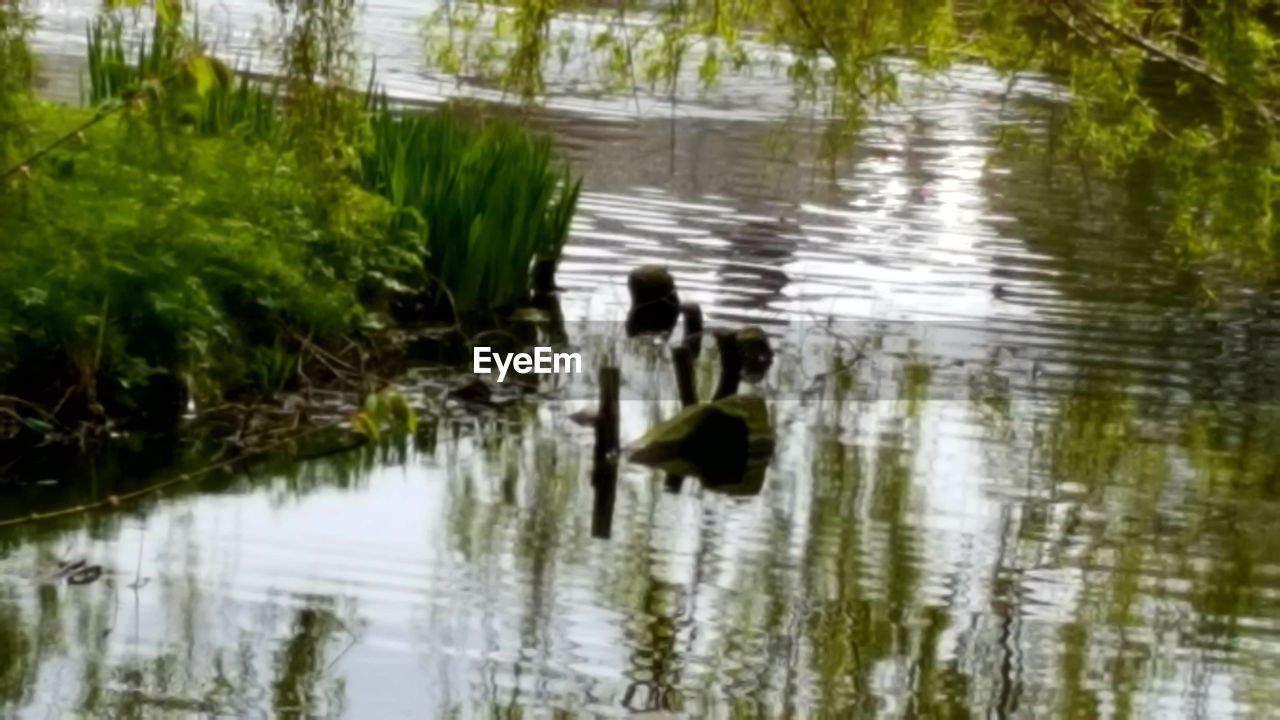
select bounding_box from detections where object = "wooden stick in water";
[531,257,558,307]
[713,330,741,400]
[593,366,620,468]
[591,366,621,538]
[672,346,697,408]
[681,303,704,359]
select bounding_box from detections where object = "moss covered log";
[628,394,774,486]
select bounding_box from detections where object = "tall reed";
[86,17,284,142]
[85,15,181,104]
[85,16,580,315]
[362,96,581,313]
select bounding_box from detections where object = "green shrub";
[0,105,418,420]
[3,7,582,433]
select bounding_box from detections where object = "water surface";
[5,1,1280,717]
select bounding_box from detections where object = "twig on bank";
[51,386,79,419]
[423,271,463,333]
[292,332,365,389]
[0,106,116,182]
[292,331,359,372]
[467,328,524,349]
[0,395,64,428]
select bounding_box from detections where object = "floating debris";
[445,378,520,409]
[50,559,106,586]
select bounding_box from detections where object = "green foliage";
[351,388,418,440]
[982,1,1279,275]
[0,105,411,419]
[250,341,299,394]
[1,1,581,431]
[83,10,579,316]
[425,0,955,117]
[361,100,581,312]
[0,0,34,167]
[271,0,362,142]
[85,14,185,105]
[87,14,285,143]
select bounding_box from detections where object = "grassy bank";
[0,10,580,444]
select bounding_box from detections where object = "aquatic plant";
[361,99,581,313]
[351,388,418,440]
[85,14,580,317]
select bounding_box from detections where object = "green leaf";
[352,412,380,440]
[22,418,55,435]
[188,56,217,97]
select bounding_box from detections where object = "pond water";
[6,1,1280,717]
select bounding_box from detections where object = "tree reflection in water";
[0,334,1276,715]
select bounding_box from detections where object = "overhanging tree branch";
[1055,0,1275,126]
[784,0,873,106]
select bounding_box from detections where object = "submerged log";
[445,378,521,408]
[626,265,681,337]
[628,394,773,490]
[711,457,770,496]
